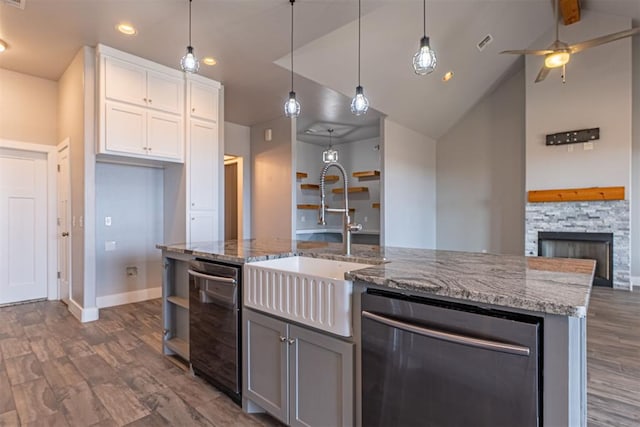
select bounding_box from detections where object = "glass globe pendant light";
[180,0,200,73]
[412,0,437,75]
[284,0,301,118]
[351,0,369,116]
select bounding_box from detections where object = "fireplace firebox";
[538,232,613,287]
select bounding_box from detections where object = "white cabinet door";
[104,57,147,107]
[104,101,146,156]
[189,212,218,242]
[190,81,218,121]
[147,70,184,115]
[147,111,183,161]
[189,120,218,210]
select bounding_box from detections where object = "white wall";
[251,117,296,240]
[437,66,526,255]
[95,163,163,298]
[382,119,436,248]
[225,121,251,239]
[526,11,632,192]
[0,68,58,146]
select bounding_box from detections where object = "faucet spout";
[319,162,361,256]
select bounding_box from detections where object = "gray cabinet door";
[245,310,289,423]
[288,325,354,427]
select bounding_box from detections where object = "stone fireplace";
[525,200,630,289]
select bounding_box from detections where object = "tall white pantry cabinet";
[96,44,223,244]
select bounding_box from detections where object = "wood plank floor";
[587,287,640,426]
[0,299,281,427]
[0,287,638,426]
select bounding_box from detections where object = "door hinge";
[57,271,61,279]
[57,164,61,172]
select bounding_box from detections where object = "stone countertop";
[158,239,595,317]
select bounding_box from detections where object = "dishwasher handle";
[188,269,237,306]
[188,269,237,285]
[362,310,530,357]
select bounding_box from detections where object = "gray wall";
[225,121,252,239]
[250,117,296,240]
[95,162,163,297]
[436,66,525,255]
[632,34,640,279]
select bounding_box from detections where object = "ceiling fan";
[501,0,640,83]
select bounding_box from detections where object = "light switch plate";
[105,241,116,251]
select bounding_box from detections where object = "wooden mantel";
[527,186,625,203]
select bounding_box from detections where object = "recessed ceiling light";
[442,71,454,82]
[0,39,7,53]
[203,57,217,66]
[116,23,137,36]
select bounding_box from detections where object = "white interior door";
[57,142,71,304]
[0,148,48,305]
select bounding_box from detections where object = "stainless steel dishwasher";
[362,290,542,427]
[188,259,241,404]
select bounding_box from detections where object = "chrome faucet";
[319,162,362,256]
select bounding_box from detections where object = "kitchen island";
[158,239,594,426]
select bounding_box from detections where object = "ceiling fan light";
[544,51,570,68]
[413,36,437,75]
[284,91,301,118]
[180,46,200,73]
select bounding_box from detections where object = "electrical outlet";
[105,241,116,251]
[105,216,112,226]
[364,216,368,223]
[301,215,306,223]
[126,266,138,277]
[568,145,573,153]
[584,142,594,151]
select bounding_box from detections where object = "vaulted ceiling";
[0,0,638,140]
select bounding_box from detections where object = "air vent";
[3,0,25,9]
[477,34,493,51]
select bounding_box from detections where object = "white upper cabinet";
[189,119,219,210]
[97,45,185,163]
[190,81,219,121]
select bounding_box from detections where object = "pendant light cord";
[357,0,361,86]
[554,0,559,41]
[423,0,426,37]
[290,0,295,91]
[188,0,193,46]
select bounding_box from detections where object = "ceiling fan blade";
[535,65,551,83]
[500,49,554,55]
[570,27,640,53]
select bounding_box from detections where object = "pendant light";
[180,0,200,73]
[412,0,437,75]
[351,0,369,116]
[284,0,301,118]
[322,129,338,163]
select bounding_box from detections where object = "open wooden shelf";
[296,172,308,180]
[165,337,189,359]
[324,175,340,183]
[301,184,319,190]
[353,170,380,179]
[167,296,189,309]
[372,202,380,209]
[297,204,320,210]
[332,187,368,194]
[527,186,624,203]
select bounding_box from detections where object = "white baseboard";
[96,286,162,309]
[631,276,640,291]
[68,298,100,323]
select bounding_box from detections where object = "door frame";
[57,139,72,303]
[224,156,244,240]
[0,138,58,301]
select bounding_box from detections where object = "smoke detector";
[3,0,26,9]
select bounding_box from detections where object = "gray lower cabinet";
[244,309,354,427]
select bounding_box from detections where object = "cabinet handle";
[191,203,195,207]
[148,147,152,151]
[288,338,295,345]
[148,99,152,104]
[192,108,196,112]
[279,336,286,342]
[143,147,148,151]
[143,97,148,102]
